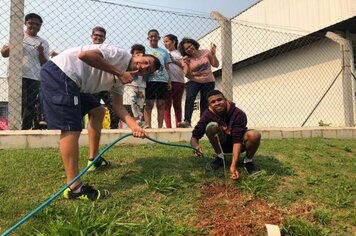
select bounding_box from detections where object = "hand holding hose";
[194,145,203,157]
[131,126,146,138]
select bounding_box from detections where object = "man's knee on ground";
[245,130,261,143]
[205,122,220,137]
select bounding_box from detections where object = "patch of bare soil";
[197,183,284,236]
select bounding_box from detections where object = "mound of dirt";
[197,183,283,236]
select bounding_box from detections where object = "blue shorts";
[145,81,168,100]
[80,93,101,117]
[40,61,100,131]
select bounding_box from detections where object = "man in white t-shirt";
[1,13,49,130]
[49,26,113,172]
[40,44,161,201]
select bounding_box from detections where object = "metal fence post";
[210,11,233,100]
[7,0,24,130]
[326,31,355,126]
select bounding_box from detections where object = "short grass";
[0,138,355,235]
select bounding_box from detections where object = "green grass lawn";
[0,138,355,235]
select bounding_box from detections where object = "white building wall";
[199,0,356,70]
[216,39,345,127]
[230,23,302,63]
[237,0,356,34]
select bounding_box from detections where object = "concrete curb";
[0,127,355,149]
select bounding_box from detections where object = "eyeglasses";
[92,33,105,38]
[26,21,42,26]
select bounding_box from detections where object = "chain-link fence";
[222,21,356,128]
[1,0,355,130]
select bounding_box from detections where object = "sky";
[116,0,259,18]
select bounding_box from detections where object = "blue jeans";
[39,87,45,120]
[22,78,40,130]
[183,81,215,123]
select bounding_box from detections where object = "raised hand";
[37,42,44,53]
[210,42,216,55]
[182,56,190,65]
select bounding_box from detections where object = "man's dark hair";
[147,29,159,36]
[178,37,200,57]
[92,26,106,37]
[144,54,161,72]
[131,44,146,54]
[206,89,225,100]
[25,13,43,24]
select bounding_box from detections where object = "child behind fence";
[127,44,146,126]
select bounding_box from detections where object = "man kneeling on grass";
[190,90,261,180]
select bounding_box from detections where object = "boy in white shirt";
[40,44,161,201]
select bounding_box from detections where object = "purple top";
[192,101,248,143]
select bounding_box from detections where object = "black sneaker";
[177,121,191,128]
[39,120,47,127]
[63,184,109,201]
[210,156,223,170]
[87,156,110,172]
[243,161,257,175]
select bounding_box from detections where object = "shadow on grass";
[255,155,294,176]
[105,153,211,194]
[233,155,294,197]
[102,150,293,197]
[210,154,293,177]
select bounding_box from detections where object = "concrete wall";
[0,127,355,150]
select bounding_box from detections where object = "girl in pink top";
[177,37,219,128]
